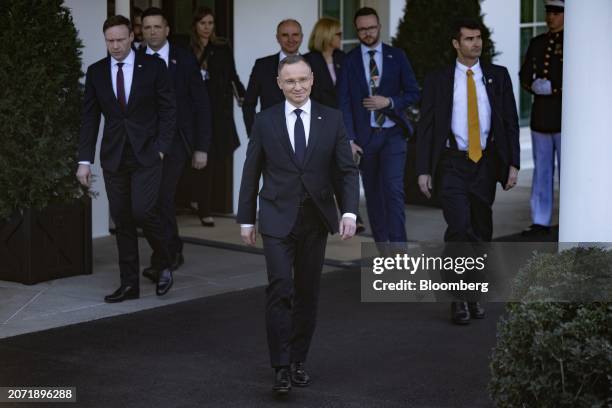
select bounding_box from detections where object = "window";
[520,0,548,125]
[320,0,363,52]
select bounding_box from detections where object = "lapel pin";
[171,59,177,64]
[317,116,322,120]
[387,54,393,58]
[488,78,493,84]
[137,64,142,68]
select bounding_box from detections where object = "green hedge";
[0,0,84,219]
[490,247,612,407]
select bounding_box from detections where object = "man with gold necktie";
[416,18,520,325]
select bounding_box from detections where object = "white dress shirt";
[146,41,170,67]
[360,42,394,128]
[450,60,491,150]
[79,50,136,166]
[111,49,135,103]
[285,99,312,150]
[241,98,356,227]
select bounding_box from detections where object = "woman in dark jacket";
[304,17,344,108]
[305,17,365,233]
[190,6,245,226]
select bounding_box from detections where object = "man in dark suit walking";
[237,55,359,395]
[76,15,176,302]
[139,7,212,287]
[416,19,520,324]
[242,19,303,136]
[338,7,420,244]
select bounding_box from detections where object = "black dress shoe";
[521,224,551,237]
[170,252,184,271]
[468,302,485,319]
[290,362,311,387]
[142,266,160,284]
[273,367,291,395]
[451,301,470,325]
[156,268,173,296]
[104,285,139,303]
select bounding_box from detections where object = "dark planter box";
[0,199,92,285]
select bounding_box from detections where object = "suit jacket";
[242,53,285,135]
[416,63,520,186]
[338,43,420,144]
[237,101,359,238]
[142,43,212,156]
[78,52,176,172]
[196,40,245,156]
[519,30,563,133]
[304,49,345,108]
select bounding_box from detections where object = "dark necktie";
[293,109,306,165]
[153,52,160,59]
[116,62,126,110]
[368,50,385,127]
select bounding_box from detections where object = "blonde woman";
[304,17,344,108]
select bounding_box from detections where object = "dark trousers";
[437,150,497,242]
[150,146,188,266]
[261,200,328,368]
[360,126,407,243]
[437,150,496,301]
[103,146,171,287]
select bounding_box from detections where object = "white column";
[559,0,612,242]
[64,0,110,238]
[115,0,130,18]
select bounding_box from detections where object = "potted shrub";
[489,247,612,407]
[0,0,92,284]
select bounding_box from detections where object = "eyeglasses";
[335,31,342,37]
[281,77,311,88]
[356,25,379,35]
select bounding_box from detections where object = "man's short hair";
[276,19,302,34]
[353,7,379,25]
[277,55,311,75]
[142,7,168,24]
[103,15,132,33]
[132,7,143,20]
[451,18,482,41]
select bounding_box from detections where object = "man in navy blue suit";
[76,15,176,302]
[338,7,420,244]
[139,7,212,290]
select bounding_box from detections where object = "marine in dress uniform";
[519,0,564,236]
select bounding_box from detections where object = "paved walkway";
[0,157,559,340]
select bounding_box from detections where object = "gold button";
[553,89,557,94]
[543,76,548,80]
[544,69,548,74]
[544,62,549,66]
[549,40,554,44]
[545,54,550,58]
[547,47,552,51]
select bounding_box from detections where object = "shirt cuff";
[241,224,255,228]
[78,161,91,166]
[388,98,394,109]
[341,213,357,221]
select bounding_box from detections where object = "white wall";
[232,0,319,213]
[481,0,520,105]
[64,0,110,238]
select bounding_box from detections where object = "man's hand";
[192,151,208,170]
[418,174,432,199]
[159,152,164,160]
[76,164,92,188]
[339,216,357,240]
[350,141,363,159]
[531,78,552,95]
[504,166,519,190]
[241,226,257,246]
[362,95,391,111]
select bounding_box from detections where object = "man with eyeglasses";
[242,19,304,136]
[338,7,420,245]
[238,55,359,395]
